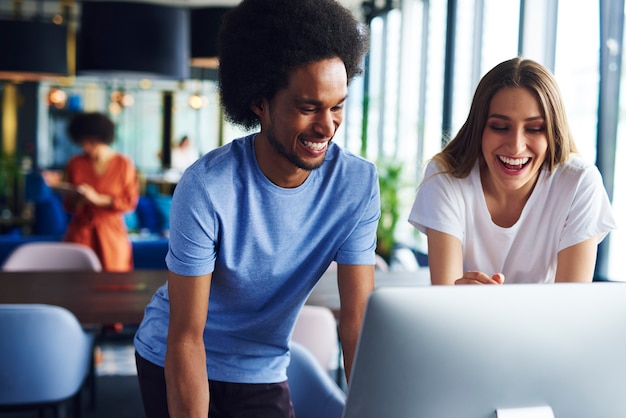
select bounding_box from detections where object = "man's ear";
[251,99,265,118]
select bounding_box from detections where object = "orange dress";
[64,153,139,272]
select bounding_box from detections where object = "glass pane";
[452,0,520,137]
[481,0,520,76]
[607,7,626,280]
[554,2,600,164]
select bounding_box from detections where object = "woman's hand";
[455,271,504,285]
[77,184,113,208]
[76,184,97,202]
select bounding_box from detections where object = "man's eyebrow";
[295,95,348,106]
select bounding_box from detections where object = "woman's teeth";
[499,155,530,169]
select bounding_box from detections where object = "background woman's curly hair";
[217,0,369,130]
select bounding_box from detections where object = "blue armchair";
[0,304,95,417]
[287,341,346,418]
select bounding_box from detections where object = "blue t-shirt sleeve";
[165,169,217,276]
[335,169,380,266]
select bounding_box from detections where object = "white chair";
[1,242,103,272]
[292,305,339,373]
[375,253,389,271]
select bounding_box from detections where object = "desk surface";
[0,268,430,325]
[307,268,430,313]
[0,270,168,325]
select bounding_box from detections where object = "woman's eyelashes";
[486,124,546,134]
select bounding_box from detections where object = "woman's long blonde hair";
[433,57,578,178]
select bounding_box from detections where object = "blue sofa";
[0,174,169,269]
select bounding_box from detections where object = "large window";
[357,0,618,274]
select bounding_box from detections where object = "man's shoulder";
[196,135,253,170]
[325,142,377,173]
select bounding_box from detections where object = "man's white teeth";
[499,156,529,166]
[302,140,326,151]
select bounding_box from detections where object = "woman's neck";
[480,162,539,228]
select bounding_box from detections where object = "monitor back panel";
[343,283,626,418]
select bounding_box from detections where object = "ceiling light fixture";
[77,1,190,80]
[0,14,69,81]
[190,7,232,69]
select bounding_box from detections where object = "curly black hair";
[217,0,369,130]
[67,112,115,145]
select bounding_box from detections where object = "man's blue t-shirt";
[134,134,380,383]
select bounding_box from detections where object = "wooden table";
[0,270,168,325]
[0,268,430,325]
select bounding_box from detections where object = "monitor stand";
[496,406,555,418]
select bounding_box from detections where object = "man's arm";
[336,263,375,383]
[165,271,212,418]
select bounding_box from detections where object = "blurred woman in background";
[64,112,139,272]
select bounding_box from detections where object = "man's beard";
[266,130,326,171]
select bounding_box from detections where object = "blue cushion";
[132,238,169,269]
[33,195,69,235]
[152,195,172,232]
[124,210,140,232]
[25,172,54,203]
[135,196,160,234]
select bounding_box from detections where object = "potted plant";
[0,151,21,220]
[376,158,403,264]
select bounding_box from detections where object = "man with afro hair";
[134,0,379,416]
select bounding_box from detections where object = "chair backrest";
[292,305,339,371]
[1,242,103,271]
[287,341,346,418]
[375,254,389,271]
[0,304,93,406]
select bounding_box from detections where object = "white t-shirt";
[171,146,199,173]
[409,156,617,283]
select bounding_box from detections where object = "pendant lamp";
[0,19,69,81]
[190,7,232,69]
[77,1,190,80]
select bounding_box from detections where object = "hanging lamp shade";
[190,7,232,69]
[77,1,190,79]
[0,19,69,81]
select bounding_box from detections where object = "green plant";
[0,151,21,216]
[376,158,403,263]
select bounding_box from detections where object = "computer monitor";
[343,283,626,418]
